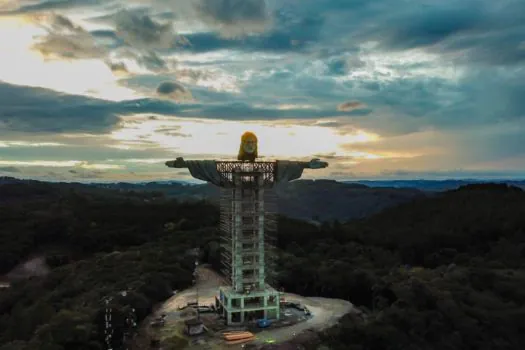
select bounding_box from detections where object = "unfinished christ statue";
[165,132,328,324]
[165,131,328,186]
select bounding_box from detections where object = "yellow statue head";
[237,131,258,161]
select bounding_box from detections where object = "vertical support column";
[257,175,265,289]
[275,293,280,320]
[263,294,268,318]
[233,173,243,292]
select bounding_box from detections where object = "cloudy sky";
[0,0,524,182]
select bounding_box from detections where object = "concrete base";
[216,285,281,325]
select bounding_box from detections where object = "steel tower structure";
[165,133,328,325]
[216,161,280,324]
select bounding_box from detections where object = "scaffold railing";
[216,161,277,187]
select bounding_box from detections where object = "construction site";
[155,133,354,348]
[153,265,354,349]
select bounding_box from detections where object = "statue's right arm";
[165,157,187,168]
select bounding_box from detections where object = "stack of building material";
[223,331,255,344]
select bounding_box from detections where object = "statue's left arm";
[301,158,329,169]
[275,158,328,183]
[165,157,187,168]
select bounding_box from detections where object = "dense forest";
[1,181,524,349]
[276,184,525,350]
[0,181,219,350]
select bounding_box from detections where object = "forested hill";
[0,180,220,350]
[276,183,525,350]
[1,181,524,349]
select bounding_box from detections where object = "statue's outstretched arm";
[304,158,328,169]
[165,157,187,168]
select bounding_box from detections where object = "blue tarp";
[257,319,271,328]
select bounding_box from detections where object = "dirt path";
[162,265,226,312]
[253,294,353,345]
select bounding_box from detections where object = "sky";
[0,0,524,182]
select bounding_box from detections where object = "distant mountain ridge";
[4,176,524,191]
[3,176,524,222]
[0,177,424,222]
[347,179,525,191]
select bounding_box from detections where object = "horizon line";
[2,176,525,185]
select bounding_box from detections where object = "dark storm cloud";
[156,81,193,102]
[0,82,118,133]
[163,0,524,68]
[91,29,120,41]
[41,10,183,72]
[32,14,106,60]
[237,64,523,137]
[337,101,367,112]
[181,11,323,53]
[326,57,348,76]
[89,9,185,72]
[372,4,484,50]
[7,0,523,68]
[114,11,181,50]
[390,67,525,134]
[157,81,185,95]
[194,0,271,38]
[0,81,373,134]
[344,0,525,66]
[192,0,522,68]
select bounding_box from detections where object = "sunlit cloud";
[0,141,65,147]
[0,17,140,101]
[0,160,123,169]
[118,158,170,164]
[277,104,317,110]
[335,46,465,83]
[109,115,381,159]
[175,67,241,93]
